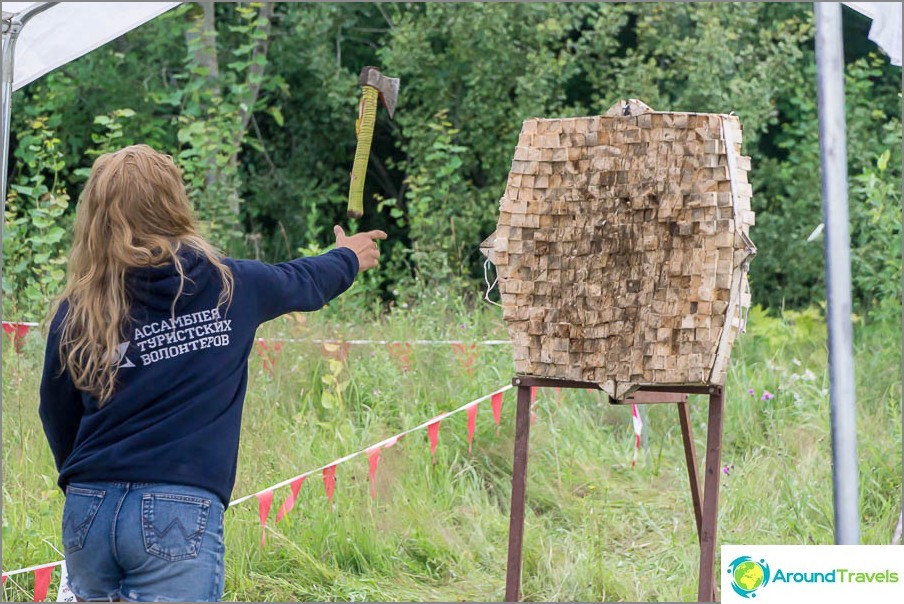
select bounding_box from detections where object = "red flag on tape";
[427,420,441,462]
[530,386,537,403]
[323,465,337,506]
[2,574,7,585]
[491,392,504,427]
[387,342,411,372]
[256,490,274,546]
[321,341,350,362]
[367,448,381,500]
[276,476,306,523]
[3,322,29,353]
[466,403,478,454]
[33,566,52,602]
[631,404,643,468]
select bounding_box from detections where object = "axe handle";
[347,85,379,218]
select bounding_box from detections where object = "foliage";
[4,2,902,319]
[2,118,71,320]
[849,128,903,320]
[171,2,282,251]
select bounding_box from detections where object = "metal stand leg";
[677,400,703,538]
[505,385,533,602]
[697,389,725,602]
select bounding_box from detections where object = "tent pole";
[2,2,58,403]
[814,2,860,545]
[1,23,18,389]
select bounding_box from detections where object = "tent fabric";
[843,2,903,66]
[3,2,180,91]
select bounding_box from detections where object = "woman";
[39,144,386,601]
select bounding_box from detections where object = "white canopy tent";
[0,3,181,440]
[1,2,181,225]
[0,0,901,553]
[843,2,902,66]
[2,2,181,91]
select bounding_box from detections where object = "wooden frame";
[504,376,724,602]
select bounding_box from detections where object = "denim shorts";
[62,481,226,602]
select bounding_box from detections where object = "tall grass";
[2,297,901,601]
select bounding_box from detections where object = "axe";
[346,66,400,218]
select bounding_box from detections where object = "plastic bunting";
[2,385,514,589]
[276,476,306,523]
[631,404,643,468]
[32,566,52,602]
[2,322,30,353]
[255,339,283,376]
[323,465,337,505]
[367,448,381,500]
[427,420,441,462]
[256,490,274,545]
[466,403,478,454]
[451,342,477,375]
[387,342,412,372]
[491,391,504,429]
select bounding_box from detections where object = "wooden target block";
[482,100,756,399]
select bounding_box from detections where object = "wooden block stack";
[487,101,756,399]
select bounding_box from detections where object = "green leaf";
[269,106,285,127]
[10,185,34,197]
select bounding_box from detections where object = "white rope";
[1,559,64,578]
[229,383,512,506]
[3,383,515,578]
[482,257,502,308]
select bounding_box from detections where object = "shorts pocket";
[141,492,211,562]
[62,486,106,553]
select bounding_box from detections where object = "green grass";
[2,297,901,602]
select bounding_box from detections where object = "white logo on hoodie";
[116,342,136,368]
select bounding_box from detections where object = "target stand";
[504,376,725,602]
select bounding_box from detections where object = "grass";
[2,294,901,602]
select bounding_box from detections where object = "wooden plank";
[678,401,704,539]
[622,391,688,405]
[505,386,534,602]
[697,389,725,602]
[493,103,754,398]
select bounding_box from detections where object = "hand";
[334,225,388,273]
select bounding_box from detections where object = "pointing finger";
[365,230,388,240]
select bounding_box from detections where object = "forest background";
[4,2,901,322]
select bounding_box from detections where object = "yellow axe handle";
[347,85,379,218]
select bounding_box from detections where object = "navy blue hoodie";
[39,247,358,505]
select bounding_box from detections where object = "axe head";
[359,66,400,119]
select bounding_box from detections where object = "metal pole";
[1,23,18,388]
[814,2,860,545]
[1,3,58,391]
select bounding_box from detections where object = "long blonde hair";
[51,144,233,404]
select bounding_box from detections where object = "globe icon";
[733,560,765,592]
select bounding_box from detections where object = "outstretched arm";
[240,225,388,324]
